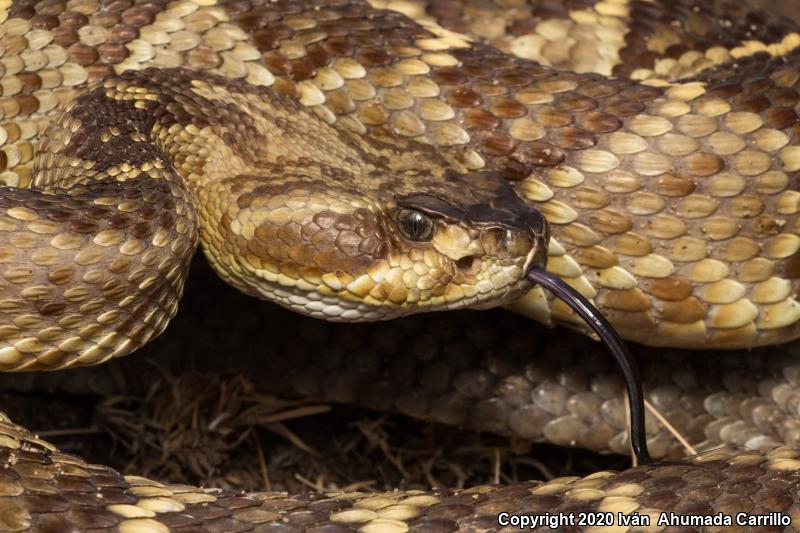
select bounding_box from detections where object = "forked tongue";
[526,266,653,465]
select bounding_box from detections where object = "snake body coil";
[0,0,800,531]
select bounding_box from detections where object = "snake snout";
[452,171,550,273]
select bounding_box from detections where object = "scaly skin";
[0,0,799,531]
[1,0,799,348]
[8,264,800,462]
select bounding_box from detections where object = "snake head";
[215,168,548,321]
[391,169,550,308]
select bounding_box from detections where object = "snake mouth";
[526,267,652,466]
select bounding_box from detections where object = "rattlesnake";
[1,0,800,531]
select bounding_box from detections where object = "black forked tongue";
[526,267,653,466]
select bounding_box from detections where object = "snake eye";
[397,208,434,242]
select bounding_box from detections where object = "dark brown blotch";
[31,13,59,29]
[498,158,532,180]
[445,88,481,108]
[158,213,174,229]
[253,24,295,50]
[36,301,67,316]
[98,43,129,64]
[323,37,354,57]
[264,52,291,75]
[462,109,500,131]
[656,297,707,323]
[60,10,88,29]
[70,219,98,234]
[657,174,697,197]
[93,11,122,29]
[20,493,69,513]
[576,111,622,133]
[129,221,152,239]
[459,64,492,79]
[187,47,222,70]
[602,97,646,117]
[765,107,798,130]
[525,141,565,166]
[640,276,693,301]
[109,23,138,44]
[768,87,799,107]
[306,43,331,68]
[68,43,99,66]
[708,82,743,98]
[16,94,38,116]
[355,47,391,67]
[734,93,771,113]
[496,72,533,87]
[478,132,517,157]
[489,98,527,119]
[556,93,596,112]
[431,68,467,87]
[288,57,317,81]
[551,127,596,150]
[138,204,159,221]
[236,11,272,32]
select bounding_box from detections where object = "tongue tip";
[525,266,653,466]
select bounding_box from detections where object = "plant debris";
[6,365,631,495]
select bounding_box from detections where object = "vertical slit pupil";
[399,209,433,241]
[411,213,422,237]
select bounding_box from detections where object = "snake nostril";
[456,256,475,271]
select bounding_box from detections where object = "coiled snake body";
[1,0,800,530]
